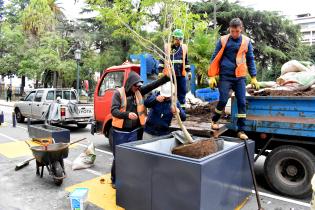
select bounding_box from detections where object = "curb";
[0,103,14,107]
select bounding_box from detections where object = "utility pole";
[74,48,81,95]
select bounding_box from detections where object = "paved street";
[0,103,312,210]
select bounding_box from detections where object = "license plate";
[78,108,93,114]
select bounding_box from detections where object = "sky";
[57,0,315,20]
[235,0,315,18]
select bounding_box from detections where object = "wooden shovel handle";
[69,138,87,146]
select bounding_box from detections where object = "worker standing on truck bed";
[143,82,186,139]
[110,71,169,188]
[159,29,191,109]
[208,18,259,140]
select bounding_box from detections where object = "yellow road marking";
[0,122,9,127]
[0,140,38,158]
[66,174,124,210]
[0,140,76,158]
[234,196,250,210]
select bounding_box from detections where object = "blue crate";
[195,88,219,102]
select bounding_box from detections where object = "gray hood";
[125,71,143,95]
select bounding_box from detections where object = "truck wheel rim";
[275,157,306,186]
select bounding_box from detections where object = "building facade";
[293,13,315,45]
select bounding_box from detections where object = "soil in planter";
[172,139,218,159]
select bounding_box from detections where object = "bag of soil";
[72,143,96,170]
[281,60,309,75]
[277,70,315,91]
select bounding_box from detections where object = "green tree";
[22,0,55,37]
[191,0,309,81]
[0,23,25,76]
[189,24,219,85]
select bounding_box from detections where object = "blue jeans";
[111,128,143,184]
[177,76,187,105]
[212,77,246,131]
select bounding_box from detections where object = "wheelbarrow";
[25,138,86,186]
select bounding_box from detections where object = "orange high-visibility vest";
[163,44,188,76]
[208,35,250,78]
[112,87,147,129]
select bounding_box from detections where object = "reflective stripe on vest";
[208,35,250,78]
[164,43,188,76]
[112,87,147,129]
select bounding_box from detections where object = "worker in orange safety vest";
[208,18,260,140]
[110,71,169,188]
[158,29,191,109]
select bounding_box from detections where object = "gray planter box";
[116,135,254,210]
[28,124,70,143]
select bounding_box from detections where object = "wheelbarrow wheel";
[52,161,64,186]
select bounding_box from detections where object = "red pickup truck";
[93,62,141,146]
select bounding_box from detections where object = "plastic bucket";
[70,188,89,210]
[195,88,219,102]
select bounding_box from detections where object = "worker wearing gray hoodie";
[110,71,169,187]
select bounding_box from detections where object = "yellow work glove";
[187,72,192,80]
[250,77,260,90]
[209,77,217,89]
[158,72,164,79]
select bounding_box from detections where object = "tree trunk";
[21,76,25,96]
[53,71,57,88]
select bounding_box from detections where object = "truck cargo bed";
[230,96,315,138]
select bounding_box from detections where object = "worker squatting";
[109,18,259,188]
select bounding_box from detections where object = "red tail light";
[61,108,66,117]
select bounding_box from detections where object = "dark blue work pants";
[212,77,246,131]
[111,128,143,184]
[177,76,187,106]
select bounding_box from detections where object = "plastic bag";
[281,60,309,75]
[72,143,96,170]
[277,71,315,91]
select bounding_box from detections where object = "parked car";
[14,88,94,128]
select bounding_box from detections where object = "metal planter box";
[116,135,254,210]
[28,124,70,143]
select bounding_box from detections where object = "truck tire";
[15,109,25,123]
[77,124,87,129]
[264,145,315,198]
[108,127,113,151]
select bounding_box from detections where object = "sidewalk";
[0,100,15,107]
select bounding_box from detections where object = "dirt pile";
[248,88,315,96]
[172,139,218,159]
[186,102,217,117]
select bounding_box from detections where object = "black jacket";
[111,71,169,131]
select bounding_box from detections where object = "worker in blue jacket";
[208,18,259,140]
[159,29,191,109]
[143,82,186,139]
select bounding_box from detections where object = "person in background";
[143,82,186,139]
[110,71,169,188]
[159,29,191,109]
[208,18,259,140]
[7,85,12,102]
